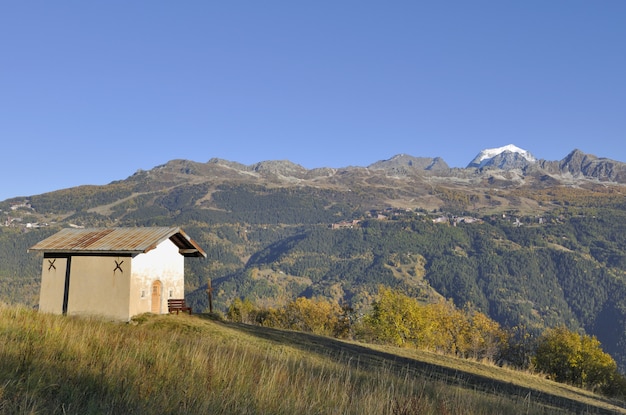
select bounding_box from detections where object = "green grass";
[1,305,624,414]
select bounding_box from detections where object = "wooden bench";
[168,298,192,315]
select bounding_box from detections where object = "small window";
[141,290,146,298]
[169,290,173,298]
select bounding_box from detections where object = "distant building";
[453,216,483,225]
[29,227,206,321]
[331,220,360,229]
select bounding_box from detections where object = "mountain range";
[2,145,626,373]
[156,146,625,188]
[369,145,626,184]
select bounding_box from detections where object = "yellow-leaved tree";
[533,326,621,393]
[361,286,427,347]
[280,297,342,336]
[361,286,506,361]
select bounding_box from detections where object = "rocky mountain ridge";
[139,148,626,189]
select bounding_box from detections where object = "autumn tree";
[533,326,620,392]
[227,297,257,324]
[462,309,508,360]
[361,286,427,347]
[228,296,347,337]
[279,297,343,336]
[361,286,506,361]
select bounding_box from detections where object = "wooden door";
[151,281,162,314]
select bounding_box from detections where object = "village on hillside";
[330,207,548,230]
[1,201,50,229]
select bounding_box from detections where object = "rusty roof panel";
[29,227,206,257]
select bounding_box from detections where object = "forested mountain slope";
[2,150,626,372]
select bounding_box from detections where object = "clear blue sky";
[1,1,625,200]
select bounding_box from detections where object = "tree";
[361,286,426,347]
[227,297,256,324]
[462,310,508,361]
[281,297,342,336]
[361,287,506,360]
[533,326,619,392]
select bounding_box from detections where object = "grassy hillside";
[1,305,625,415]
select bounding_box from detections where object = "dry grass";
[1,305,624,414]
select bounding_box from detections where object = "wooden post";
[206,278,213,313]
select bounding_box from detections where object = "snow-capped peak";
[468,144,536,169]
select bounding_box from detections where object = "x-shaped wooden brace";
[47,259,56,271]
[114,260,124,273]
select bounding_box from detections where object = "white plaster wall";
[130,239,184,316]
[38,257,68,314]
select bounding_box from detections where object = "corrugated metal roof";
[29,227,206,258]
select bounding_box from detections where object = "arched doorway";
[151,281,162,314]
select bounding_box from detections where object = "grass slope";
[1,305,625,415]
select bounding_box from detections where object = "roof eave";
[168,228,207,258]
[30,249,142,256]
[179,248,207,258]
